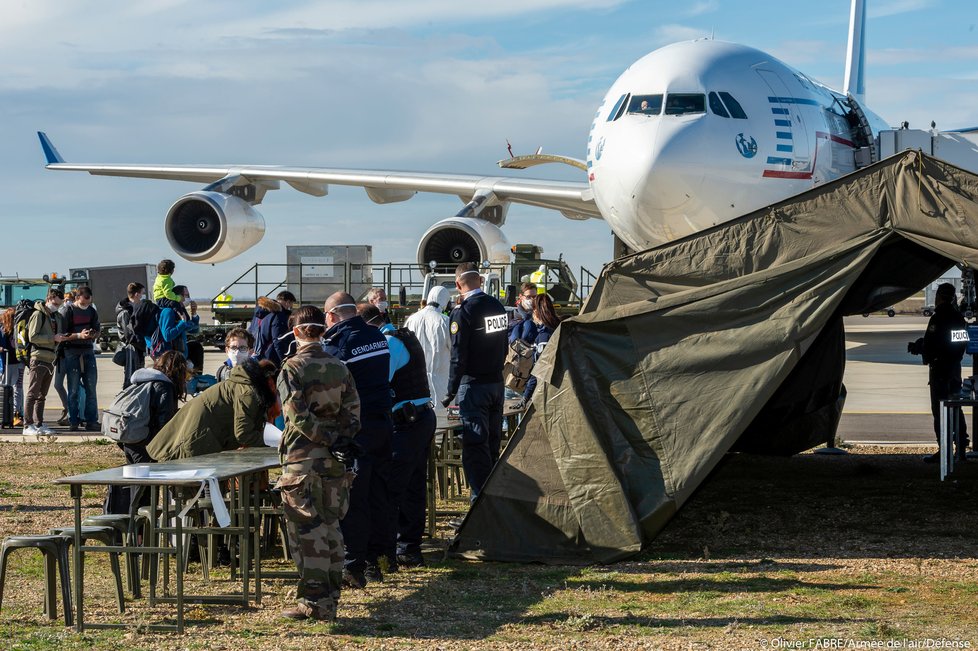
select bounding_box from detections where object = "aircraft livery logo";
[595,137,605,160]
[736,133,757,158]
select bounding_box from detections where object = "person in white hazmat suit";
[404,286,452,418]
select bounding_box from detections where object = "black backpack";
[132,302,161,338]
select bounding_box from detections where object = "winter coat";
[27,301,60,365]
[146,360,274,461]
[404,285,452,414]
[253,297,291,362]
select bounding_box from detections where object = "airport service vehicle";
[37,1,978,273]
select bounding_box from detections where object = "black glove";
[329,435,364,465]
[441,394,456,408]
[907,338,924,356]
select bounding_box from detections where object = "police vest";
[390,328,430,403]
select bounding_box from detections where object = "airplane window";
[626,94,663,115]
[708,92,729,118]
[718,92,748,119]
[607,93,630,122]
[664,94,706,115]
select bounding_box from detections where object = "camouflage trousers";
[279,462,354,620]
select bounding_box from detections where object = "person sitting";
[509,283,539,344]
[216,328,256,382]
[146,359,278,461]
[104,351,188,514]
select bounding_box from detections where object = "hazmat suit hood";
[427,286,451,311]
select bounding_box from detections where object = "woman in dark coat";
[105,350,188,514]
[146,359,278,461]
[521,294,562,404]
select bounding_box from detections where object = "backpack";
[148,325,172,360]
[13,300,38,363]
[101,381,154,444]
[503,339,535,392]
[131,301,161,339]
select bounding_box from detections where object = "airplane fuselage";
[587,40,890,252]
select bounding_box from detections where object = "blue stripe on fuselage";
[766,156,793,165]
[768,96,820,106]
[776,131,792,139]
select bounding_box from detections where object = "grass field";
[0,441,975,650]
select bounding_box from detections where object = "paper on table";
[147,468,215,479]
[263,422,283,448]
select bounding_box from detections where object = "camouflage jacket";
[277,341,361,473]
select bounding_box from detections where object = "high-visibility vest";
[530,269,546,293]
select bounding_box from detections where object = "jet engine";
[416,217,511,268]
[164,191,266,263]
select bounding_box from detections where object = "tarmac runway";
[0,314,967,448]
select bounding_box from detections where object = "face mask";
[228,350,250,366]
[376,301,389,312]
[521,298,533,311]
[47,302,60,312]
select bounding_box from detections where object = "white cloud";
[684,1,719,17]
[868,0,937,18]
[652,24,710,45]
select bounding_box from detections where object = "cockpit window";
[664,94,706,115]
[718,92,748,119]
[607,93,630,122]
[626,94,663,115]
[708,92,729,118]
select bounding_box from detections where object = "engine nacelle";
[164,191,266,263]
[416,217,511,268]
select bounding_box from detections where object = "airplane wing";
[38,132,599,221]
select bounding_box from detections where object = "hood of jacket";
[256,296,282,314]
[228,358,276,409]
[33,300,54,318]
[115,299,133,319]
[427,286,451,311]
[131,367,172,385]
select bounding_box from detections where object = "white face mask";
[521,298,533,311]
[47,302,60,312]
[228,350,250,366]
[375,301,389,312]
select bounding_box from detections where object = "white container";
[123,464,150,478]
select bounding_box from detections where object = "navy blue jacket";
[523,323,555,401]
[447,290,508,397]
[324,315,392,417]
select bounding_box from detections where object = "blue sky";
[2,0,976,301]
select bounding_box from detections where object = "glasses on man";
[227,345,249,352]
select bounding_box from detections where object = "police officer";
[360,303,435,568]
[910,282,970,462]
[323,291,393,586]
[442,262,508,500]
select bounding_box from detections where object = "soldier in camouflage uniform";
[276,305,361,621]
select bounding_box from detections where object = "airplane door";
[755,68,810,166]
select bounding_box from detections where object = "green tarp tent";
[452,151,978,564]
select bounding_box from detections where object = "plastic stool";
[0,535,73,626]
[82,514,140,598]
[48,526,125,614]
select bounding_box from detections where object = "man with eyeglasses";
[216,328,256,382]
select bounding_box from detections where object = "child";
[153,259,179,302]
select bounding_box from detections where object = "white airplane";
[38,0,891,266]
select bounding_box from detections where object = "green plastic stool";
[48,526,125,613]
[0,535,73,626]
